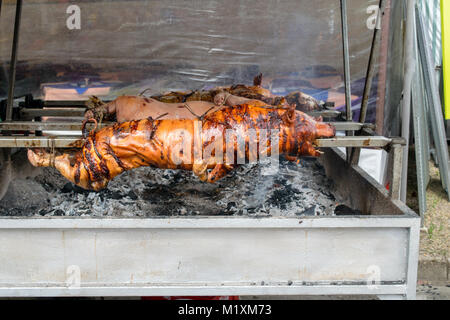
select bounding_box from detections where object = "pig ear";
[315,116,323,122]
[277,97,288,108]
[253,73,263,86]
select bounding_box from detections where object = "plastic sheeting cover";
[0,0,384,122]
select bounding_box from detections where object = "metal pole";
[417,6,450,201]
[350,0,384,164]
[399,0,416,202]
[6,0,23,121]
[340,0,353,162]
[375,0,392,135]
[340,0,352,119]
[359,0,384,125]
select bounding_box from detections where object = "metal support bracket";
[386,142,405,200]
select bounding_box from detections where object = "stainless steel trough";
[0,148,420,299]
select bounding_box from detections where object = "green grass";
[407,147,450,261]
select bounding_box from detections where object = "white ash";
[0,158,346,217]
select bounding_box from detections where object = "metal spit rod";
[17,108,343,120]
[0,121,374,132]
[0,135,394,149]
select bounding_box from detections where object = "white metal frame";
[0,215,420,299]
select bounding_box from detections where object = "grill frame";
[0,148,420,299]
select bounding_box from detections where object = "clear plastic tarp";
[0,0,403,130]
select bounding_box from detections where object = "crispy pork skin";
[29,102,335,191]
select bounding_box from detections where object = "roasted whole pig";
[84,92,254,123]
[28,102,335,191]
[151,74,322,112]
[84,75,321,123]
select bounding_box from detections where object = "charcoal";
[334,204,363,216]
[227,202,236,210]
[299,205,316,216]
[53,209,65,216]
[0,159,354,217]
[127,190,138,200]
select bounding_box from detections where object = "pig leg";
[214,91,263,107]
[207,164,235,183]
[193,161,235,183]
[84,98,117,122]
[27,149,106,190]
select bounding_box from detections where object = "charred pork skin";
[151,74,322,112]
[28,102,335,191]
